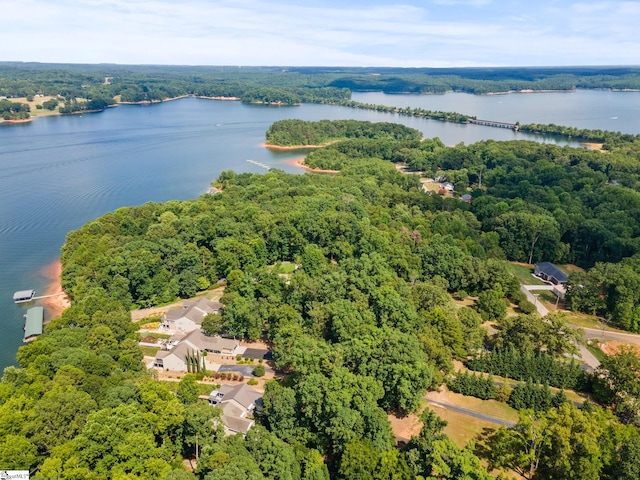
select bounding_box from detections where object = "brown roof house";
[160,298,223,333]
[153,329,240,372]
[209,383,263,435]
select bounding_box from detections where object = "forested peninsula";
[5,116,640,478]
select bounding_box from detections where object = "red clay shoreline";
[40,259,71,320]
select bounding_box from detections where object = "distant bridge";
[468,118,519,131]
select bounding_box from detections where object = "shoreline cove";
[39,259,70,320]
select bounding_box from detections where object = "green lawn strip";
[140,346,161,357]
[427,390,519,423]
[140,331,171,339]
[585,343,608,363]
[506,262,546,285]
[430,406,500,448]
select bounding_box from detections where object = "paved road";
[581,326,640,346]
[426,399,515,427]
[520,285,602,370]
[520,285,549,316]
[576,343,600,371]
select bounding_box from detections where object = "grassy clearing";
[140,331,171,339]
[430,390,519,422]
[507,262,546,285]
[271,262,296,274]
[427,405,498,448]
[141,346,161,356]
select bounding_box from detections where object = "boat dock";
[23,306,44,342]
[13,289,35,303]
[13,290,66,303]
[246,159,271,170]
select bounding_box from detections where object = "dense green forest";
[6,116,640,478]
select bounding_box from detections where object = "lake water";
[0,92,637,369]
[352,89,640,134]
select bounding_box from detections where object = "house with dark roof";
[160,297,223,332]
[209,383,263,435]
[534,262,568,285]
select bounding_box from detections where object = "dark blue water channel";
[0,93,636,369]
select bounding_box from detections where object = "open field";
[507,262,546,285]
[427,389,519,424]
[11,96,61,117]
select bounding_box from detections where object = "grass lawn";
[429,406,499,448]
[506,262,546,285]
[427,390,519,423]
[425,390,518,447]
[585,343,608,363]
[271,262,296,274]
[140,331,171,339]
[141,346,161,356]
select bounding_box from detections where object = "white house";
[209,383,263,435]
[160,298,223,332]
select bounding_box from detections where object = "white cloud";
[0,0,638,66]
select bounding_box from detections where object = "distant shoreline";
[261,142,330,151]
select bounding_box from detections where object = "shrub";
[236,354,242,361]
[248,378,258,386]
[495,383,512,403]
[253,365,266,377]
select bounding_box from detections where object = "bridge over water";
[468,118,519,131]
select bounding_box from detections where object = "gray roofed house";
[153,329,239,372]
[161,297,223,332]
[534,262,568,285]
[209,383,263,435]
[181,329,240,355]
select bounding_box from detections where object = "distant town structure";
[534,262,568,285]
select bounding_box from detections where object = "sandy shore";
[40,259,71,319]
[293,158,339,174]
[261,142,332,151]
[581,142,605,151]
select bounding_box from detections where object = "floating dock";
[23,306,44,342]
[13,289,35,303]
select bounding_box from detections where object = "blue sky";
[2,0,639,67]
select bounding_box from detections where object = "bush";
[248,378,258,386]
[253,365,266,377]
[495,384,512,403]
[518,300,536,314]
